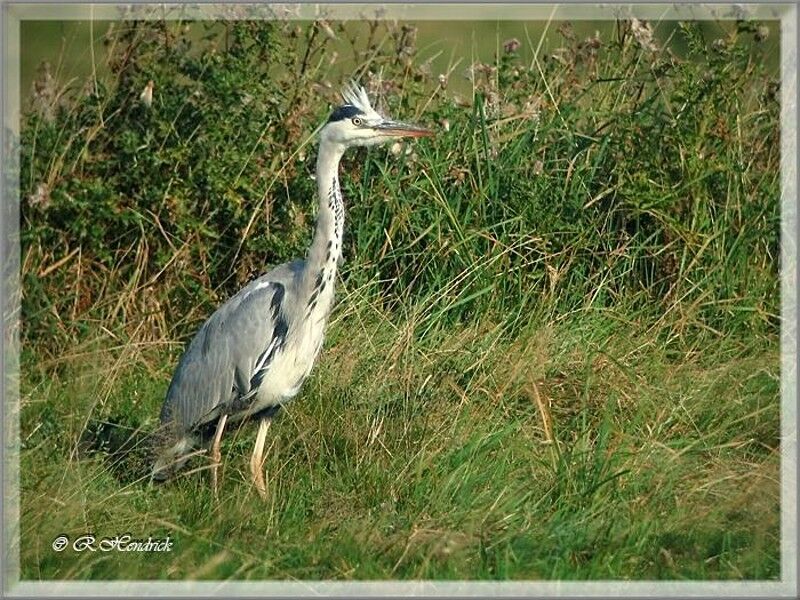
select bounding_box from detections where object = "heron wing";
[160,261,302,433]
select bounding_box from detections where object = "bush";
[20,19,779,355]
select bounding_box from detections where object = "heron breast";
[252,315,327,405]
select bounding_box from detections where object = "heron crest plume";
[341,82,375,115]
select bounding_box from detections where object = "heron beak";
[374,120,434,138]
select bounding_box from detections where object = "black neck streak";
[306,177,343,316]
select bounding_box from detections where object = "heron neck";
[303,140,346,301]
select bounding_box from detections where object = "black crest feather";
[328,104,364,123]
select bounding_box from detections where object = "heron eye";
[351,117,362,126]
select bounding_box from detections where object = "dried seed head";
[630,18,657,52]
[139,80,154,107]
[583,32,602,50]
[317,19,337,40]
[711,38,728,52]
[28,182,51,209]
[31,61,56,122]
[503,38,521,54]
[557,22,575,41]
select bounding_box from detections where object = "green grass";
[19,305,779,580]
[16,19,781,580]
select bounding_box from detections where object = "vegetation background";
[18,17,781,580]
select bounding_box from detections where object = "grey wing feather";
[160,260,303,434]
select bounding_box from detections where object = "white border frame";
[2,3,796,597]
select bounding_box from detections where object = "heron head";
[321,83,432,148]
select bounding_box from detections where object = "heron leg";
[249,418,271,499]
[210,413,228,498]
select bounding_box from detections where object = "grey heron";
[151,83,432,498]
